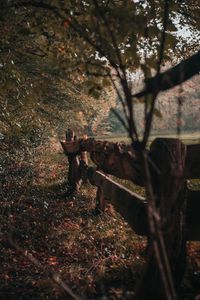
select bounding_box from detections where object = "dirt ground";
[0,139,199,299]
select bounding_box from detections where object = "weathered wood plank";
[186,144,200,179]
[87,168,148,236]
[87,167,200,241]
[62,136,200,185]
[61,136,144,185]
[60,129,81,193]
[89,168,200,241]
[95,186,106,213]
[81,138,144,186]
[61,132,200,241]
[88,167,200,241]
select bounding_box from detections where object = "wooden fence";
[61,128,200,299]
[60,129,200,240]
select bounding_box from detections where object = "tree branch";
[133,50,200,98]
[14,0,60,15]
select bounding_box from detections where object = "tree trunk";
[137,138,187,300]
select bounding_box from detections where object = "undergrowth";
[0,139,199,300]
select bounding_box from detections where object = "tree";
[1,1,200,299]
[0,1,113,166]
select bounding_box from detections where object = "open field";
[94,131,200,145]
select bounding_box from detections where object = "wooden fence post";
[65,129,81,195]
[138,138,187,300]
[95,187,106,214]
[79,135,89,184]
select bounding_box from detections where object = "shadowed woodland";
[1,139,200,300]
[0,1,200,300]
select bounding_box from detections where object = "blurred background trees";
[0,0,199,163]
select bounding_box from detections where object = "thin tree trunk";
[137,138,187,300]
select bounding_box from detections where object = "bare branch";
[133,50,200,98]
[107,72,129,123]
[14,0,62,17]
[142,0,170,147]
[110,108,129,132]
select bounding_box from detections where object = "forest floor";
[0,138,200,300]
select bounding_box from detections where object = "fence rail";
[61,128,200,299]
[60,130,200,241]
[87,167,148,236]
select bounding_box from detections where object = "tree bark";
[137,138,187,300]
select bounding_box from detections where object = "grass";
[0,138,199,299]
[96,131,200,145]
[0,142,146,300]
